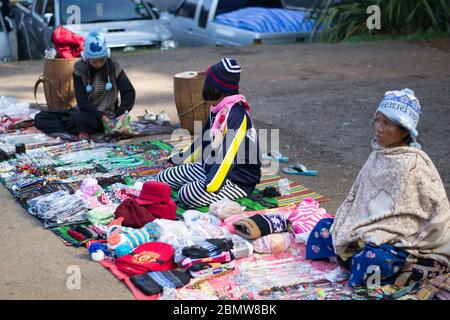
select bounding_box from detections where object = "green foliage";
[309,0,450,43]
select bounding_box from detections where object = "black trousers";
[34,109,104,135]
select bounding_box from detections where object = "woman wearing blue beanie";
[35,30,135,138]
[321,89,450,289]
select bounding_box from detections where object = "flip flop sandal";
[262,151,289,163]
[283,163,318,176]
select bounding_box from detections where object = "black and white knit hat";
[206,58,241,93]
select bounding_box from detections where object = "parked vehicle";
[14,0,177,60]
[160,0,321,47]
[0,3,13,62]
[147,0,180,12]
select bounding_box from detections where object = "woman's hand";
[102,115,114,133]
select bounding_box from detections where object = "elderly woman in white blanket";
[309,89,450,289]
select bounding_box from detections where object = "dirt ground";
[0,39,449,299]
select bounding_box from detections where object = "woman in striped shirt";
[35,30,135,139]
[157,58,261,209]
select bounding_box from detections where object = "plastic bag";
[183,210,221,226]
[209,198,245,221]
[104,112,134,134]
[188,220,230,244]
[153,219,194,263]
[252,232,292,255]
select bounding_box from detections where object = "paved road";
[0,39,449,299]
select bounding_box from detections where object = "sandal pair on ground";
[141,110,170,125]
[262,151,319,176]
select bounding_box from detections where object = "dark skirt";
[34,109,104,135]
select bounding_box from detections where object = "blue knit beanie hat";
[206,58,241,93]
[376,88,422,148]
[81,30,111,61]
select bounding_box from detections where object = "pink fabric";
[99,259,161,300]
[288,198,333,235]
[222,215,245,233]
[210,94,250,140]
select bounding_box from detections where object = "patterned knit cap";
[82,30,111,60]
[206,58,241,93]
[376,88,422,148]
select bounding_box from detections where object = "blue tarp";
[215,7,317,34]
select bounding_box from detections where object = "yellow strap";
[206,117,247,193]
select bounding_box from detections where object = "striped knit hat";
[206,58,241,93]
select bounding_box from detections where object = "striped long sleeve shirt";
[170,102,261,195]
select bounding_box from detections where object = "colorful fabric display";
[189,261,236,278]
[233,214,289,240]
[111,182,176,228]
[349,243,409,287]
[130,270,191,296]
[395,258,448,290]
[252,232,292,255]
[107,219,161,257]
[181,251,233,269]
[306,218,336,260]
[67,229,86,241]
[288,198,333,241]
[75,177,103,199]
[72,225,99,239]
[115,242,177,277]
[89,224,109,238]
[182,238,234,259]
[27,190,88,228]
[103,112,134,135]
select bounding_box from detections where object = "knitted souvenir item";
[81,30,110,60]
[88,207,115,225]
[223,215,244,234]
[189,261,236,278]
[114,198,156,229]
[288,198,333,236]
[78,177,103,199]
[181,251,233,269]
[73,225,99,239]
[252,233,292,255]
[68,229,86,241]
[130,270,191,296]
[107,217,161,257]
[116,242,177,277]
[233,214,289,240]
[206,58,241,93]
[181,238,234,259]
